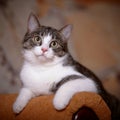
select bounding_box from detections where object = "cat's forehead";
[42,34,53,44]
[24,26,63,43]
[38,26,61,39]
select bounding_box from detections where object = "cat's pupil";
[52,42,56,46]
[35,36,39,41]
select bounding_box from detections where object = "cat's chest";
[20,63,79,86]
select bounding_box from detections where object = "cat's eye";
[50,41,59,49]
[33,36,42,45]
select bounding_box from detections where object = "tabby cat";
[13,13,120,120]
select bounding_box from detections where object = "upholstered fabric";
[0,92,111,120]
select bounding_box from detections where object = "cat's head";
[22,13,72,65]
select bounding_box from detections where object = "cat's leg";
[53,78,97,110]
[13,87,34,114]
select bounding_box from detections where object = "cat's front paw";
[53,97,69,110]
[13,101,25,114]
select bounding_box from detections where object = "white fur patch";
[43,34,52,45]
[20,57,82,95]
[13,88,34,113]
[33,46,43,56]
[53,78,97,110]
[18,55,98,111]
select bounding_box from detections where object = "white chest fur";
[20,61,81,95]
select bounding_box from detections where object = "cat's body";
[13,13,120,120]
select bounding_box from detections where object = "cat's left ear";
[59,24,73,42]
[27,13,40,33]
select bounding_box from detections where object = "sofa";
[0,92,111,120]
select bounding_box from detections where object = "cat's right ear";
[27,13,40,33]
[59,24,73,42]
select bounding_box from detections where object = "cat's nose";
[41,48,48,53]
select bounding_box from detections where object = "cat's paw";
[53,97,69,110]
[13,101,25,114]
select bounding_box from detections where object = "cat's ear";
[59,24,73,42]
[27,13,40,32]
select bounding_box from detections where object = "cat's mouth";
[35,53,54,61]
[36,53,46,58]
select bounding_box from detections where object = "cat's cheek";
[33,46,43,56]
[23,50,36,62]
[45,49,54,59]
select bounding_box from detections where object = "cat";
[13,13,120,120]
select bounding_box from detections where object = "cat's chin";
[37,54,54,63]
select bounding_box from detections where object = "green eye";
[33,36,42,45]
[50,41,59,48]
